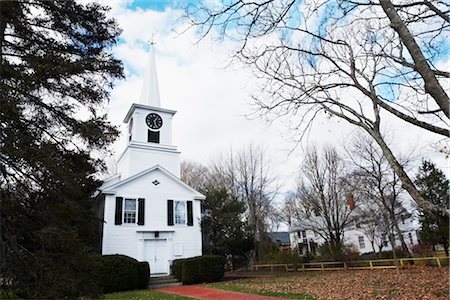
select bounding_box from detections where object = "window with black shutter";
[115,197,123,225]
[187,201,193,226]
[138,198,145,225]
[167,200,174,226]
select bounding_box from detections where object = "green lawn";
[208,281,316,300]
[102,290,193,300]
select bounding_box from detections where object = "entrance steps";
[148,275,182,289]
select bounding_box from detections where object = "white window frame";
[358,236,365,249]
[174,200,187,225]
[123,197,137,224]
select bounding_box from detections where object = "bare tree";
[209,145,279,261]
[180,160,209,191]
[293,145,355,258]
[346,133,413,257]
[185,0,450,215]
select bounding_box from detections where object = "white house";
[95,44,205,277]
[289,211,420,256]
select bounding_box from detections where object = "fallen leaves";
[222,266,449,300]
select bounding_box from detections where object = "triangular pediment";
[100,164,205,200]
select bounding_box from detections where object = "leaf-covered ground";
[211,267,449,299]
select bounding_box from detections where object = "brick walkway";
[157,284,290,300]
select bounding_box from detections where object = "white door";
[144,239,168,275]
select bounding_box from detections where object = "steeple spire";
[140,42,161,107]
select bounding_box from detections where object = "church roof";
[100,164,205,200]
[140,43,161,107]
[123,103,176,123]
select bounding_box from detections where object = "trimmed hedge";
[172,258,186,281]
[178,255,225,284]
[98,255,150,293]
[137,261,150,289]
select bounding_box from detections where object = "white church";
[95,44,205,277]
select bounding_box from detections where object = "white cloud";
[105,1,448,193]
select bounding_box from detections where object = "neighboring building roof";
[268,232,291,245]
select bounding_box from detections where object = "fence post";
[302,264,305,271]
[369,261,373,269]
[321,263,324,271]
[436,257,441,267]
[344,262,348,271]
[400,259,404,267]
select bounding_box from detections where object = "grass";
[102,290,193,300]
[208,280,317,300]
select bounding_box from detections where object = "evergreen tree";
[415,161,449,256]
[0,1,123,298]
[201,188,254,259]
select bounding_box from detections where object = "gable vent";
[152,179,161,186]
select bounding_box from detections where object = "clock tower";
[117,43,180,179]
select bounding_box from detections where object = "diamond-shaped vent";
[152,179,160,186]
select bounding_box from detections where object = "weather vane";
[149,33,156,45]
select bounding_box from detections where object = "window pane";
[358,236,365,249]
[125,199,136,210]
[124,199,136,223]
[175,201,186,224]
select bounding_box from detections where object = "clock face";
[146,113,163,130]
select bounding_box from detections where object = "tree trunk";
[369,129,450,216]
[391,219,412,258]
[444,243,449,257]
[389,233,400,275]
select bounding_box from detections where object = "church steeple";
[139,42,161,107]
[118,42,180,179]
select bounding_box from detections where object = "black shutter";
[115,197,123,225]
[138,198,145,225]
[148,130,160,143]
[187,201,193,226]
[167,200,174,226]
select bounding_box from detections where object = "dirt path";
[157,284,290,300]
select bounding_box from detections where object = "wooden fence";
[253,256,449,272]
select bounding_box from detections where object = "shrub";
[411,243,433,257]
[137,261,150,289]
[377,248,409,259]
[172,259,186,280]
[179,255,225,284]
[256,248,305,268]
[198,255,225,282]
[98,255,139,293]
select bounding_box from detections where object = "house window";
[298,243,303,255]
[297,231,301,238]
[408,232,413,244]
[124,198,137,223]
[302,230,306,238]
[358,236,365,249]
[174,201,186,225]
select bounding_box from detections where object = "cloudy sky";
[103,0,448,193]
